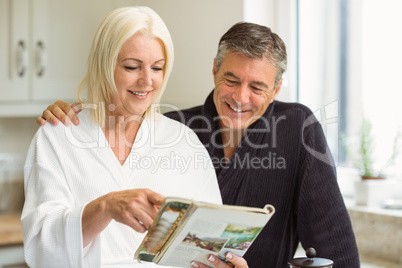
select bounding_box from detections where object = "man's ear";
[269,78,283,104]
[212,58,217,76]
[273,78,283,98]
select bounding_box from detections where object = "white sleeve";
[21,129,100,268]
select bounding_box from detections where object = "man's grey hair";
[215,22,287,87]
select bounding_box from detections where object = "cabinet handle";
[36,41,47,77]
[16,41,27,77]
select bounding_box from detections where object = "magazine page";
[136,200,192,262]
[157,205,274,267]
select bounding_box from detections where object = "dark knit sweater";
[164,91,360,267]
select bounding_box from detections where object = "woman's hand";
[104,189,164,231]
[82,188,165,247]
[191,252,249,268]
[36,100,82,126]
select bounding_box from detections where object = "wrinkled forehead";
[222,50,278,77]
[220,52,278,87]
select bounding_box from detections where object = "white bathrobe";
[22,108,222,268]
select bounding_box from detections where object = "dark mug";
[288,248,333,268]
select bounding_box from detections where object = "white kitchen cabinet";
[0,0,116,115]
[0,0,30,102]
[30,0,117,101]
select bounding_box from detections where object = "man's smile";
[228,103,247,113]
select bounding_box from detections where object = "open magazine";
[134,197,275,267]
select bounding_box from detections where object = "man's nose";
[232,85,249,104]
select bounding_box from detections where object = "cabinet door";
[31,0,115,102]
[0,0,30,102]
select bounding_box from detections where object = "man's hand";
[36,100,82,126]
[191,252,248,268]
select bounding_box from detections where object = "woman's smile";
[127,89,153,97]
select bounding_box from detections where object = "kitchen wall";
[0,118,39,154]
[0,118,38,215]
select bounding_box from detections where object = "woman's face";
[112,33,165,117]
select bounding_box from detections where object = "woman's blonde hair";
[77,6,174,127]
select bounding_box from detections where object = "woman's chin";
[122,104,150,117]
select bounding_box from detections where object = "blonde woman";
[22,7,221,267]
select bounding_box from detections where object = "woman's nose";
[138,69,152,86]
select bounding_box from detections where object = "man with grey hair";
[38,22,360,267]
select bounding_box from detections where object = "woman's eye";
[125,66,138,71]
[152,67,163,72]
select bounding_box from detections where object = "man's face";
[213,51,282,131]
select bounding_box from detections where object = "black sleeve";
[297,115,360,267]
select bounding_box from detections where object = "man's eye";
[252,86,263,92]
[225,79,238,86]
